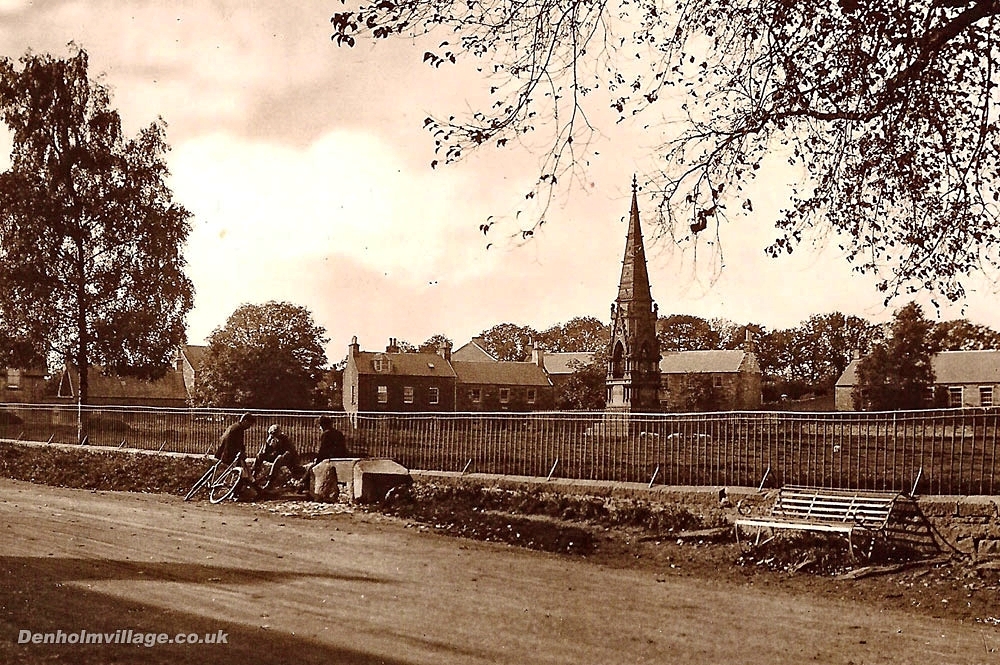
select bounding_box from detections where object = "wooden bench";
[734,485,902,560]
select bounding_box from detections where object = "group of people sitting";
[214,412,350,493]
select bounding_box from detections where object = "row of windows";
[467,387,536,404]
[661,375,725,390]
[371,385,539,405]
[377,385,440,405]
[940,385,995,408]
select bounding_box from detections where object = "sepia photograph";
[2,1,1000,663]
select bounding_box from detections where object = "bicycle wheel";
[184,466,216,501]
[208,466,243,504]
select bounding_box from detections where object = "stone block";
[916,498,957,517]
[977,539,1000,558]
[956,497,998,519]
[352,458,411,503]
[307,460,341,503]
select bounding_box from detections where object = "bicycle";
[184,453,250,504]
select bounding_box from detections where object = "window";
[526,388,536,404]
[377,385,388,404]
[429,387,439,405]
[403,386,414,404]
[948,386,964,408]
[499,388,511,403]
[470,388,481,403]
[713,375,724,388]
[981,386,994,408]
[6,369,20,390]
[351,385,357,405]
[373,356,392,373]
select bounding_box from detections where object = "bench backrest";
[771,486,899,529]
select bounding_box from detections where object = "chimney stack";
[437,339,452,361]
[531,342,545,368]
[386,337,400,354]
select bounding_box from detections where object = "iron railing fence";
[1,403,998,495]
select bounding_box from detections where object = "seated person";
[252,423,303,490]
[296,415,349,492]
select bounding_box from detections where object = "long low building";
[342,337,554,414]
[835,350,1000,410]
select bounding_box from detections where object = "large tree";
[332,1,1000,301]
[928,319,1000,351]
[478,322,539,361]
[0,48,193,402]
[537,316,610,352]
[853,302,935,410]
[657,314,720,352]
[192,301,330,410]
[792,313,883,387]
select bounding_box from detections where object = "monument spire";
[606,176,661,413]
[617,175,653,305]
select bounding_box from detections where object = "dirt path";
[1,478,997,665]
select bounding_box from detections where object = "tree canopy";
[0,48,194,402]
[192,301,330,410]
[477,322,538,361]
[537,316,610,352]
[853,302,935,410]
[332,0,1000,302]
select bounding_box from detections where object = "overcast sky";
[2,1,998,363]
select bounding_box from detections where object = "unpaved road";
[1,478,997,665]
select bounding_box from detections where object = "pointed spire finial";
[631,174,638,194]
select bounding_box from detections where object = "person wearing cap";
[214,412,256,465]
[253,423,302,490]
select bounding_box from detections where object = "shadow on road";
[0,555,410,665]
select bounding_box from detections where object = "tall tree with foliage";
[418,333,453,354]
[556,348,608,410]
[478,322,538,361]
[793,313,883,387]
[192,302,329,410]
[537,316,610,352]
[0,48,193,403]
[657,314,720,352]
[928,319,1000,351]
[853,302,935,410]
[332,1,1000,301]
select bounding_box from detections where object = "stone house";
[342,336,556,413]
[835,350,1000,410]
[452,359,554,412]
[658,350,763,411]
[342,337,458,413]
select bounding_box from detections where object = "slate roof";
[58,364,188,402]
[837,350,1000,387]
[542,352,596,375]
[355,352,458,378]
[451,361,552,386]
[659,350,750,374]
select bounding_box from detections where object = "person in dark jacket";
[214,413,256,465]
[314,415,348,461]
[296,415,349,491]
